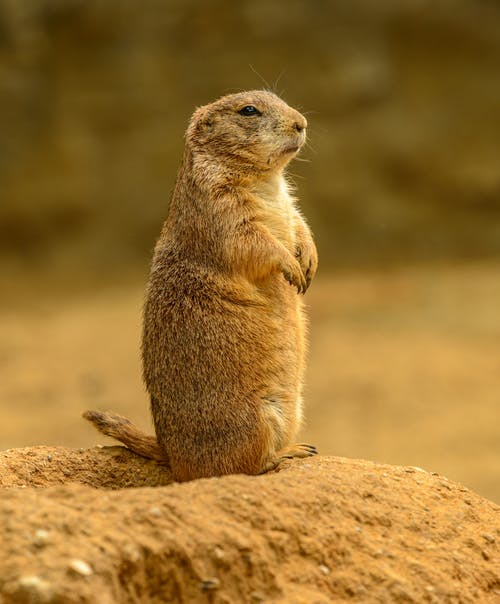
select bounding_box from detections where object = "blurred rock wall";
[1,0,499,270]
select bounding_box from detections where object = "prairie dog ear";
[202,116,214,131]
[193,106,215,132]
[186,106,215,143]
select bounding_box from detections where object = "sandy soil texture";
[1,448,499,603]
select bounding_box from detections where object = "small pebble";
[200,577,220,591]
[16,575,53,601]
[150,507,161,517]
[33,529,49,548]
[213,546,225,560]
[68,559,93,577]
[319,564,330,575]
[47,455,53,462]
[123,543,141,562]
[482,533,495,544]
[18,576,43,587]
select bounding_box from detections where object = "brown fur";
[84,90,318,482]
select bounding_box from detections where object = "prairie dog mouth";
[281,143,300,155]
[280,130,305,156]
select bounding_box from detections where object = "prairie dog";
[84,90,318,482]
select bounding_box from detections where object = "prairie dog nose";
[293,114,307,133]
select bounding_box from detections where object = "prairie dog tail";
[82,410,168,462]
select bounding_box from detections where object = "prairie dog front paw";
[295,241,318,290]
[280,256,307,294]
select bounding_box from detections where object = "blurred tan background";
[1,0,499,501]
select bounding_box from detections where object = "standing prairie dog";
[84,90,318,482]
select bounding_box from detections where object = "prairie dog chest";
[252,175,296,251]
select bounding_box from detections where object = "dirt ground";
[1,262,499,602]
[0,262,499,503]
[1,448,499,603]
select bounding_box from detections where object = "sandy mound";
[0,448,498,603]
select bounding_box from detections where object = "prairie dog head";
[186,90,307,179]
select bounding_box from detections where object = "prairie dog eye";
[239,105,262,116]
